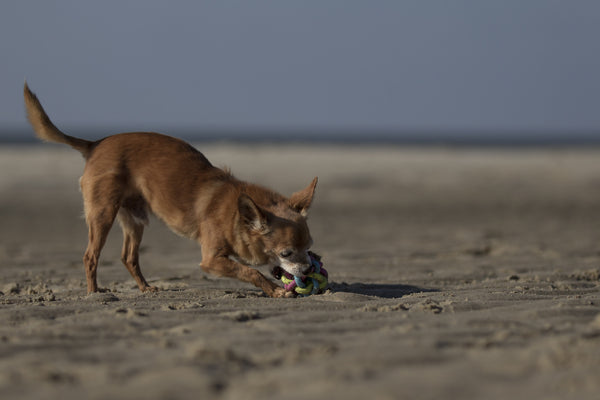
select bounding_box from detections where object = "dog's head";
[238,177,317,276]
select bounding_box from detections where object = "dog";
[23,83,317,298]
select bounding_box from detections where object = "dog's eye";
[279,250,293,258]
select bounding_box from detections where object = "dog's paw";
[142,285,160,293]
[271,287,296,298]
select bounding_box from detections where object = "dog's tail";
[23,82,94,159]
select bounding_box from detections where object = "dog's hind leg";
[117,202,157,292]
[81,176,123,293]
[82,204,119,294]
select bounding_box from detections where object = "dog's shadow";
[328,282,436,299]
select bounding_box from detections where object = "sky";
[2,1,600,141]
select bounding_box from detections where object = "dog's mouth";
[271,262,311,279]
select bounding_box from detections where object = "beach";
[1,143,600,399]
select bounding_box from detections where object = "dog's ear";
[289,177,318,217]
[238,194,269,233]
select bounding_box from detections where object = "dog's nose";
[301,264,312,275]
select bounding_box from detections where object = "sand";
[1,143,599,400]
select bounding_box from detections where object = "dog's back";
[82,131,234,238]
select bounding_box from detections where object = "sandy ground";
[1,143,600,400]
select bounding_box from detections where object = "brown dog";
[24,83,317,298]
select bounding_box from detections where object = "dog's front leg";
[201,255,294,298]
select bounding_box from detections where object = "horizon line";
[2,126,600,147]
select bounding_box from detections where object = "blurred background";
[2,0,600,145]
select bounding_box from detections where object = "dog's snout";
[278,253,313,277]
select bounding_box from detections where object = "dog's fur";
[23,83,317,298]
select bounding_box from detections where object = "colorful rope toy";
[279,251,328,296]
